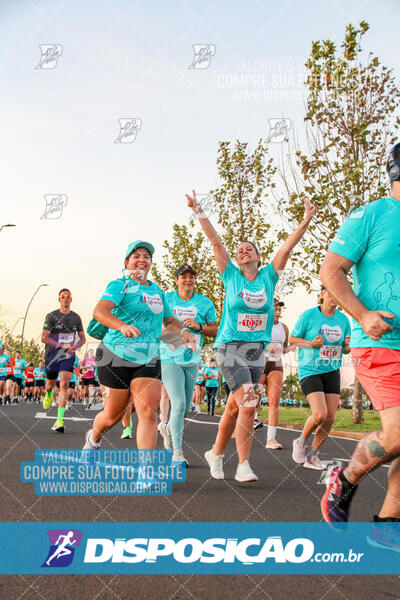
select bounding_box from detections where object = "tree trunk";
[352,374,364,424]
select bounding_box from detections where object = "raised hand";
[302,195,318,222]
[186,190,199,213]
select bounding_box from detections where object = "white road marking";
[35,412,91,422]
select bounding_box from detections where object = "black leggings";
[206,387,218,415]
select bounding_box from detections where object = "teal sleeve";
[162,292,173,318]
[264,261,279,282]
[205,299,217,323]
[291,312,307,338]
[100,279,126,306]
[329,207,371,263]
[219,259,236,285]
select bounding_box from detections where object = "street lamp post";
[21,284,49,346]
[0,224,16,232]
[11,317,23,335]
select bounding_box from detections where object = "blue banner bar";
[0,522,399,574]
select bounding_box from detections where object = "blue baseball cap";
[124,240,155,264]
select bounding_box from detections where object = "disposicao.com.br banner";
[0,522,398,575]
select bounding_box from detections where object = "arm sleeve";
[291,312,307,338]
[219,259,236,285]
[264,261,279,283]
[162,292,173,319]
[43,312,54,331]
[329,206,372,263]
[100,279,126,306]
[76,315,84,332]
[204,299,217,323]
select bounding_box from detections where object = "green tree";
[277,21,400,422]
[0,325,44,365]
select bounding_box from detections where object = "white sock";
[267,426,277,441]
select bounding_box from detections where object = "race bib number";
[319,345,342,360]
[237,313,268,332]
[59,333,74,344]
[266,343,283,361]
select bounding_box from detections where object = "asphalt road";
[0,402,398,600]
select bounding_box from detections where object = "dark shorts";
[0,375,6,381]
[35,380,45,387]
[300,369,340,396]
[45,349,75,380]
[68,382,76,389]
[216,341,265,393]
[82,378,96,386]
[6,375,17,382]
[264,360,284,375]
[14,378,23,386]
[24,382,34,388]
[95,343,162,390]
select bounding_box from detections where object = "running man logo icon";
[188,44,216,69]
[35,44,63,69]
[266,118,292,143]
[114,118,142,143]
[42,529,82,568]
[40,194,68,220]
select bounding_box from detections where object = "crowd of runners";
[3,144,400,530]
[0,345,103,410]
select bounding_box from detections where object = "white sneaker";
[303,453,325,470]
[205,448,224,479]
[265,439,282,450]
[83,429,101,450]
[158,422,172,450]
[292,438,307,464]
[235,460,258,482]
[172,450,189,466]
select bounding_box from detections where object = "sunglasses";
[59,294,72,300]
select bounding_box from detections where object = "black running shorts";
[300,369,340,396]
[95,343,161,390]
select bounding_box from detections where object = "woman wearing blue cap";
[158,264,218,465]
[83,241,196,451]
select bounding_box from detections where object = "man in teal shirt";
[320,144,400,531]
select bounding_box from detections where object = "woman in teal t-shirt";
[290,286,351,470]
[159,264,218,465]
[187,190,317,483]
[204,359,219,415]
[82,240,196,451]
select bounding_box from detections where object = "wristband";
[198,323,203,332]
[180,327,190,337]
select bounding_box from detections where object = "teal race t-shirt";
[291,306,351,380]
[13,359,27,379]
[214,260,278,348]
[160,290,217,365]
[0,354,9,376]
[329,197,400,350]
[33,367,46,380]
[204,366,219,387]
[101,276,172,364]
